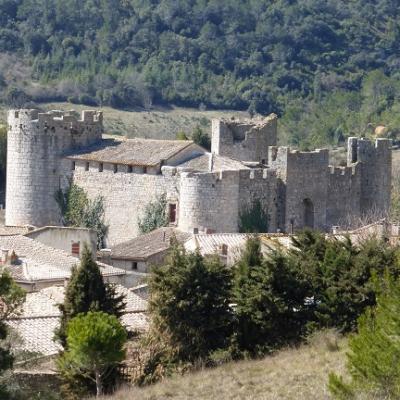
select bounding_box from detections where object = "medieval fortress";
[5,109,392,246]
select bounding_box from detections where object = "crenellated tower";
[5,109,103,227]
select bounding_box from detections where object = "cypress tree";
[55,245,126,348]
[149,242,233,362]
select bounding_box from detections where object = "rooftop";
[107,227,192,261]
[66,137,200,167]
[178,153,249,171]
[0,235,124,283]
[6,285,148,356]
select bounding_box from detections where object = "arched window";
[303,198,314,229]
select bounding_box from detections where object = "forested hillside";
[1,0,400,146]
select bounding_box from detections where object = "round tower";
[5,109,102,227]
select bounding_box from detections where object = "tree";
[191,126,211,151]
[0,272,25,397]
[329,273,400,399]
[233,237,311,355]
[239,200,269,233]
[148,243,233,362]
[55,245,125,348]
[138,193,169,234]
[59,311,127,397]
[55,183,108,248]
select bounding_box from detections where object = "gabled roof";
[66,137,200,167]
[0,235,124,283]
[107,227,192,261]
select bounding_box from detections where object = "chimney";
[1,249,9,264]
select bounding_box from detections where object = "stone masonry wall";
[269,147,330,232]
[6,109,102,227]
[68,160,180,246]
[178,170,240,233]
[211,114,277,163]
[326,164,361,227]
[347,137,392,216]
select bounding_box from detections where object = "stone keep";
[211,114,277,163]
[6,109,102,227]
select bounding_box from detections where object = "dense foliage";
[138,193,169,234]
[59,311,127,398]
[329,273,400,399]
[55,246,125,398]
[0,272,25,398]
[232,231,400,355]
[55,246,125,348]
[147,243,233,367]
[239,200,269,233]
[55,183,108,248]
[0,1,400,146]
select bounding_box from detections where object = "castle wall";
[238,169,278,232]
[211,114,277,163]
[6,110,102,227]
[178,170,240,233]
[347,137,392,216]
[326,165,361,227]
[68,160,179,246]
[178,168,278,234]
[269,147,330,232]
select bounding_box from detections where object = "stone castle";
[5,109,392,246]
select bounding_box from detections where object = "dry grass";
[32,103,249,140]
[103,331,346,400]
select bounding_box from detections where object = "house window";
[85,162,89,171]
[169,204,177,223]
[131,261,138,270]
[99,163,103,172]
[71,242,80,257]
[71,161,76,170]
[143,166,147,174]
[128,165,133,173]
[113,164,118,173]
[193,227,199,234]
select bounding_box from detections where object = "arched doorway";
[303,198,314,229]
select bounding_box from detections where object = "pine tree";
[329,273,400,398]
[58,312,127,398]
[55,245,126,348]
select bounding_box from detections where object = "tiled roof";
[66,137,198,167]
[185,233,249,256]
[0,226,32,236]
[6,317,61,356]
[109,227,192,261]
[185,233,293,257]
[0,235,124,283]
[178,153,249,171]
[6,285,149,356]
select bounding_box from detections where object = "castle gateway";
[6,110,391,246]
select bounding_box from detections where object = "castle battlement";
[329,164,358,177]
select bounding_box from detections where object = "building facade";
[5,109,392,246]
